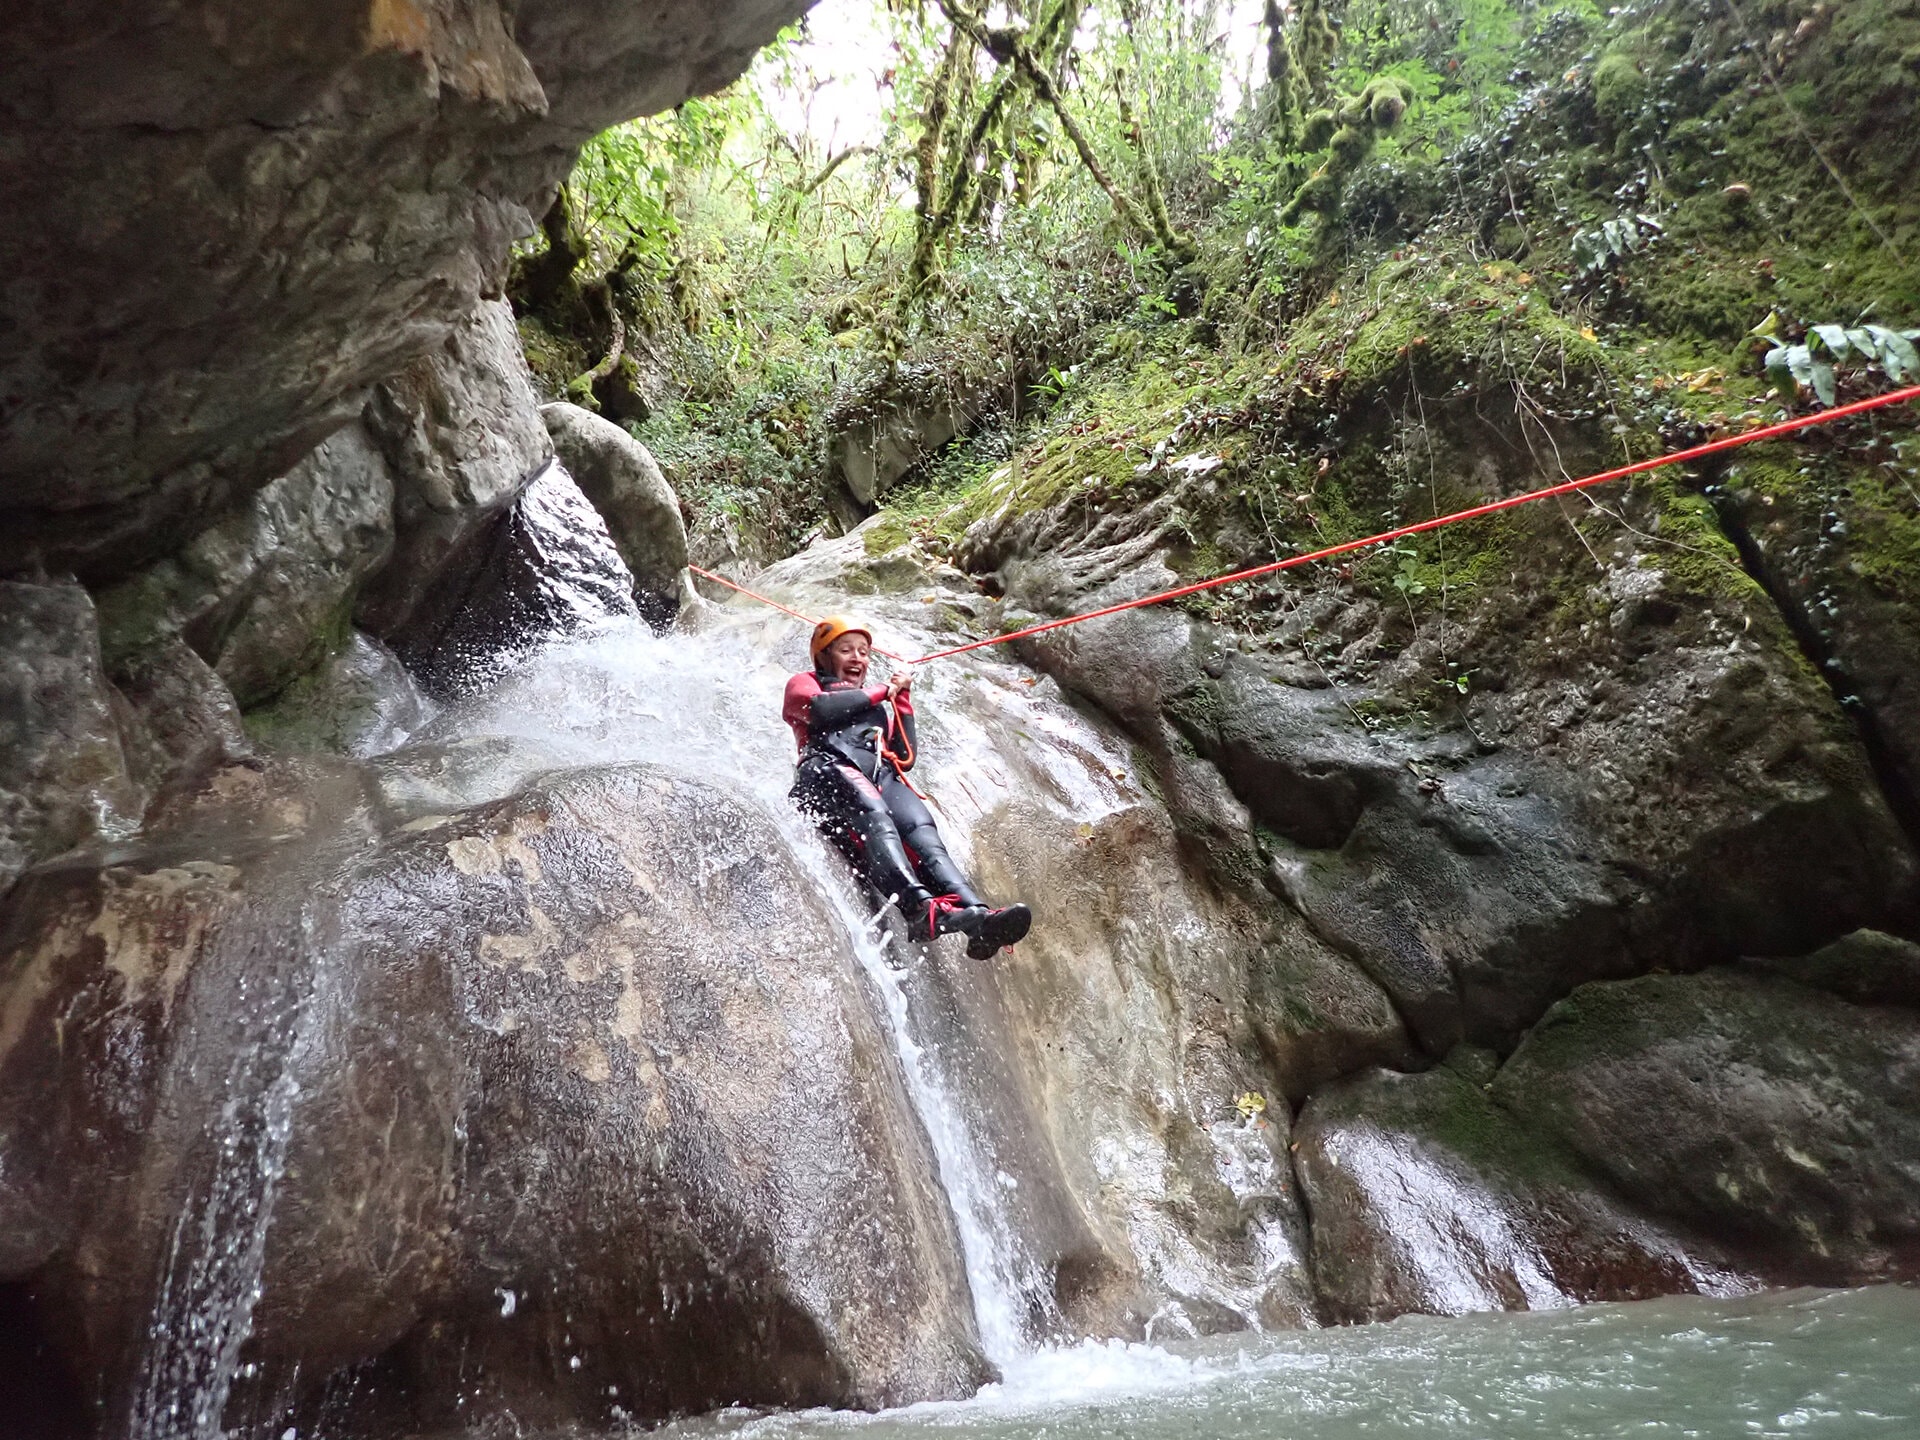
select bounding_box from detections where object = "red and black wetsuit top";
[782,670,918,782]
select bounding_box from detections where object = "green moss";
[878,341,1262,547]
[1639,474,1763,604]
[1360,1063,1596,1191]
[1287,247,1611,399]
[861,513,914,556]
[1589,50,1649,130]
[1724,445,1920,601]
[516,315,588,399]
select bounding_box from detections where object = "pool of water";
[657,1287,1920,1440]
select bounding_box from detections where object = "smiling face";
[823,631,872,684]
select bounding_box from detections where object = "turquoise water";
[661,1287,1920,1440]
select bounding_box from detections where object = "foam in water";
[659,1287,1920,1439]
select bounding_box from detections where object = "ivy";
[1570,213,1662,274]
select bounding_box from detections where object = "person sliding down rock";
[784,616,1032,959]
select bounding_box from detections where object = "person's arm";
[782,672,822,751]
[785,672,886,738]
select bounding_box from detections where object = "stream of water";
[403,601,1057,1366]
[653,1286,1919,1440]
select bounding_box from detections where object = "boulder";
[91,420,396,708]
[242,631,436,759]
[381,462,639,697]
[0,0,809,585]
[0,762,986,1435]
[354,300,555,645]
[1492,968,1920,1284]
[952,793,1320,1337]
[1749,928,1920,1009]
[542,401,690,621]
[1294,1056,1750,1323]
[830,374,995,515]
[0,583,144,894]
[111,637,253,790]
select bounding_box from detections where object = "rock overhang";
[0,0,812,583]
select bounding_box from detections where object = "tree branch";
[936,0,1195,262]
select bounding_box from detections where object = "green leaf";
[1868,326,1920,382]
[1810,324,1853,359]
[1811,358,1837,407]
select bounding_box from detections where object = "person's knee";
[901,822,945,858]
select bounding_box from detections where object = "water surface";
[658,1287,1920,1440]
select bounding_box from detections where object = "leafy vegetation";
[507,0,1920,623]
[1757,318,1920,407]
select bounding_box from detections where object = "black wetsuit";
[782,669,980,912]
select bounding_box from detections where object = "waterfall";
[128,906,320,1440]
[406,610,1049,1366]
[816,852,1037,1365]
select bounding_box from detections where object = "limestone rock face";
[1294,1058,1749,1323]
[1712,453,1920,841]
[0,761,985,1434]
[0,0,809,585]
[542,400,690,618]
[1493,969,1920,1283]
[354,300,556,645]
[974,477,1916,1059]
[830,376,995,517]
[111,637,254,789]
[385,461,640,696]
[0,583,144,894]
[91,421,397,708]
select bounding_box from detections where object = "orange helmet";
[809,615,873,663]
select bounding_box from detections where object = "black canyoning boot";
[962,903,1032,960]
[910,893,982,944]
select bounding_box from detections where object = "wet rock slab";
[0,761,986,1434]
[1294,1055,1749,1323]
[1492,968,1920,1284]
[1297,963,1920,1324]
[0,582,146,893]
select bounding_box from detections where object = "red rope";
[911,385,1920,664]
[693,385,1920,668]
[686,563,911,661]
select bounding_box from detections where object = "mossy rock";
[1590,50,1650,131]
[1494,967,1920,1282]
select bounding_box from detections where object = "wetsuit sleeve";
[784,672,887,747]
[782,672,823,751]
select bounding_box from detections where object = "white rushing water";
[402,602,1059,1366]
[131,908,321,1440]
[651,1286,1920,1440]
